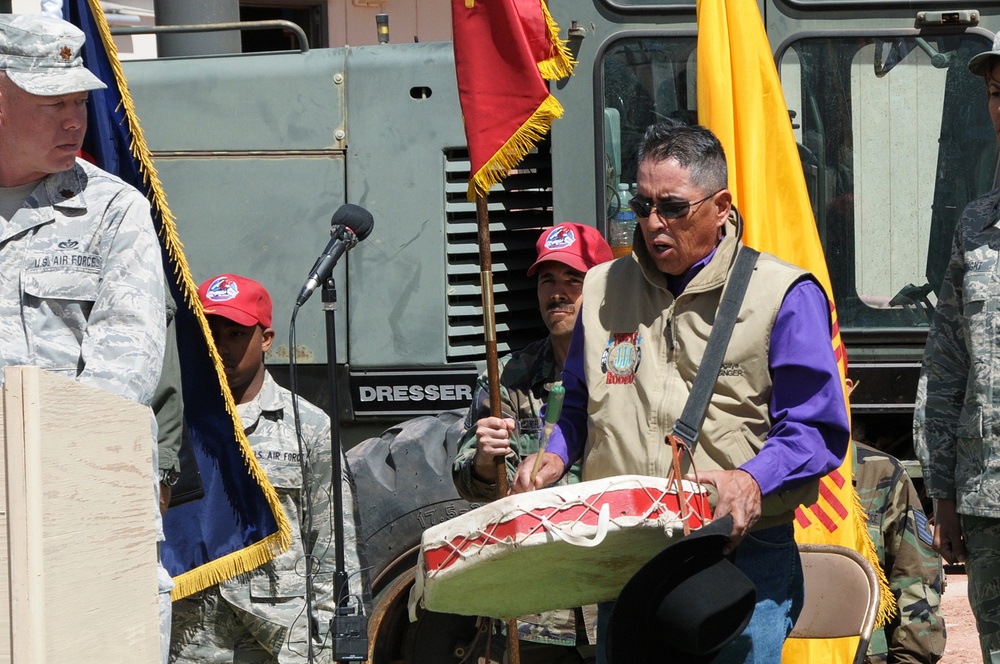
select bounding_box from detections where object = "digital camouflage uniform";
[0,13,171,661]
[0,161,166,403]
[170,371,365,663]
[0,159,170,654]
[919,187,1000,663]
[854,443,945,663]
[453,337,594,657]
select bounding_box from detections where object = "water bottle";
[610,182,636,258]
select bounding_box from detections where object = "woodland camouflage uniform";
[855,443,945,663]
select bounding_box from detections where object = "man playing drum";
[452,222,612,663]
[513,121,850,662]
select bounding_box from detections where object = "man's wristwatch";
[159,469,181,486]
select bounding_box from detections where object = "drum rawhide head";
[410,475,713,620]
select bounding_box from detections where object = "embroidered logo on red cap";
[206,276,240,302]
[543,226,576,251]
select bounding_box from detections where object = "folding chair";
[788,543,882,664]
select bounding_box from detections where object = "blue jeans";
[595,523,803,664]
[714,523,803,663]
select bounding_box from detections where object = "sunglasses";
[628,190,722,220]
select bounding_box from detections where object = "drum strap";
[671,246,760,449]
[667,434,694,535]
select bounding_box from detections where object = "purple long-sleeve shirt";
[546,252,848,497]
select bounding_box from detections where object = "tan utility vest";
[579,212,821,529]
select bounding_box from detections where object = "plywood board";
[0,366,159,664]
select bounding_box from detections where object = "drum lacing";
[437,479,699,567]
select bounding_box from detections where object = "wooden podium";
[0,367,160,663]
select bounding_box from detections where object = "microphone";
[296,204,374,306]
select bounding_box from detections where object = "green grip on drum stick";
[529,385,565,485]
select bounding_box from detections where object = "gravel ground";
[941,572,981,663]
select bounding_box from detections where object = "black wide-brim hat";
[608,514,757,663]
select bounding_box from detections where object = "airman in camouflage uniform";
[0,14,165,402]
[453,223,612,663]
[171,275,364,663]
[0,142,166,399]
[917,34,1000,664]
[855,442,945,663]
[0,13,170,662]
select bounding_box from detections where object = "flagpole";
[475,191,522,664]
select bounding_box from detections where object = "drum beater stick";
[529,385,565,485]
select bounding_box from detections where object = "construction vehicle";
[118,0,999,659]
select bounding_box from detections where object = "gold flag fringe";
[537,0,576,80]
[837,331,894,627]
[852,483,897,627]
[466,94,564,201]
[84,0,294,600]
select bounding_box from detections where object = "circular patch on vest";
[602,332,642,384]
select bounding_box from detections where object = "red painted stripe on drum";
[422,487,711,572]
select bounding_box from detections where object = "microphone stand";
[323,275,368,662]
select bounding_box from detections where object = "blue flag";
[64,0,291,599]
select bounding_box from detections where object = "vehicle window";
[601,36,698,217]
[780,34,996,329]
[601,32,996,330]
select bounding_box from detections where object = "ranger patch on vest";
[719,362,744,377]
[602,332,641,384]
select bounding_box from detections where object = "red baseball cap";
[198,274,273,328]
[527,222,614,276]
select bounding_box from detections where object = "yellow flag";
[695,0,893,659]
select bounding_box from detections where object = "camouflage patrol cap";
[0,14,106,96]
[969,32,1000,77]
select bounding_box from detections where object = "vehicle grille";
[444,139,553,363]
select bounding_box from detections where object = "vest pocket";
[715,428,819,520]
[714,427,760,467]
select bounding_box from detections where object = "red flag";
[452,0,574,200]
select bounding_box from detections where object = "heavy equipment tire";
[346,409,487,663]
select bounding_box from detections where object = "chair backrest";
[788,543,881,664]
